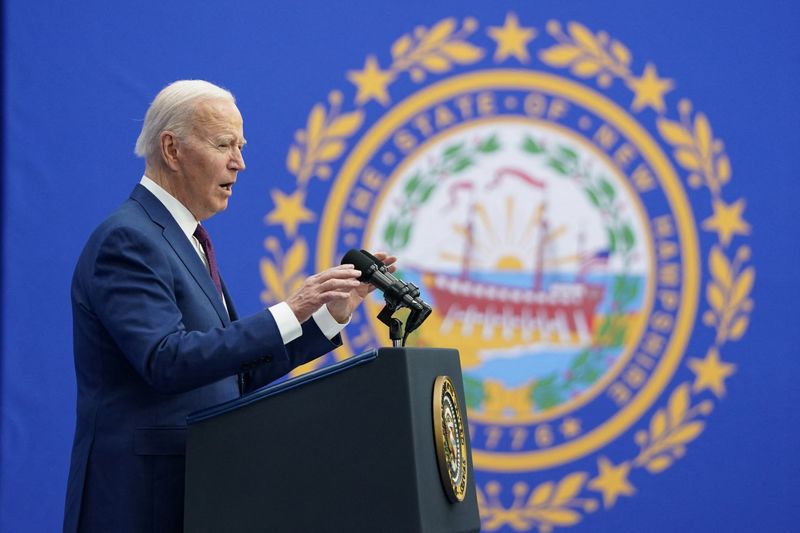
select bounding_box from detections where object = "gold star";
[265,189,315,237]
[487,13,537,63]
[588,457,636,508]
[688,347,736,398]
[627,63,674,113]
[346,55,395,106]
[702,198,751,247]
[560,417,582,438]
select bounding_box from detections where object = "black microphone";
[341,249,431,312]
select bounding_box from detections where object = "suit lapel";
[221,279,239,321]
[130,185,231,326]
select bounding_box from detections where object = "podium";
[184,347,481,533]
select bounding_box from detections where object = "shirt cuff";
[312,305,350,340]
[268,302,302,344]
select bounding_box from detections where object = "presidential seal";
[433,375,469,503]
[262,13,755,532]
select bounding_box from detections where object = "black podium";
[184,347,481,533]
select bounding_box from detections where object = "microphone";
[341,249,431,312]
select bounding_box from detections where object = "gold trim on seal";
[433,375,469,503]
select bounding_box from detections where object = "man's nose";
[230,150,246,171]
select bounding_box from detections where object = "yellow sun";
[438,194,580,273]
[496,255,524,270]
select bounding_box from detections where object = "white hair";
[134,80,235,161]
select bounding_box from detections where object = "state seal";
[261,13,755,532]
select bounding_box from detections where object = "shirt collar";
[139,175,199,239]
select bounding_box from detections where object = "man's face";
[174,99,246,221]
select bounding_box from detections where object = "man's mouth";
[220,182,234,192]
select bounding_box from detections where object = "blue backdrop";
[2,1,799,532]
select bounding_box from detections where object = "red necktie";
[193,224,224,300]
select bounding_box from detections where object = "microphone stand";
[377,300,404,347]
[389,318,404,348]
[360,252,431,346]
[376,292,432,347]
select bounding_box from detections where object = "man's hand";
[286,252,398,324]
[325,251,397,323]
[286,265,362,324]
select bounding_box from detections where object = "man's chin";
[217,195,231,208]
[198,201,229,221]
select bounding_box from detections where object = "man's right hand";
[285,264,362,323]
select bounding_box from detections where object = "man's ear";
[159,131,181,171]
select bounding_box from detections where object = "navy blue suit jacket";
[64,185,338,532]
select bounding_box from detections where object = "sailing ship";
[421,171,607,347]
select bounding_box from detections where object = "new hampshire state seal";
[262,12,755,532]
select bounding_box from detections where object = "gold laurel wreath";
[387,17,484,83]
[260,237,309,305]
[286,90,364,188]
[633,383,714,473]
[479,474,599,532]
[539,21,633,88]
[261,14,755,531]
[657,100,731,195]
[704,245,754,344]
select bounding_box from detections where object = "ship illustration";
[416,169,607,361]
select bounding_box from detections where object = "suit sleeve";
[239,321,343,394]
[87,226,337,394]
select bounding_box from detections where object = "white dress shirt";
[139,175,347,343]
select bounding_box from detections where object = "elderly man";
[64,80,385,532]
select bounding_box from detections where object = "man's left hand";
[327,251,397,323]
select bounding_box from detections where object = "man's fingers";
[319,291,353,302]
[314,265,362,282]
[376,253,397,265]
[370,251,398,273]
[288,265,366,323]
[318,278,361,292]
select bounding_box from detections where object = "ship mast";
[461,195,475,280]
[576,225,586,282]
[533,201,548,291]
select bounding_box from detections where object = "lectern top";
[186,349,379,425]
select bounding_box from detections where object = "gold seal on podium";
[433,375,468,503]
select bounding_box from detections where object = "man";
[64,80,387,532]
